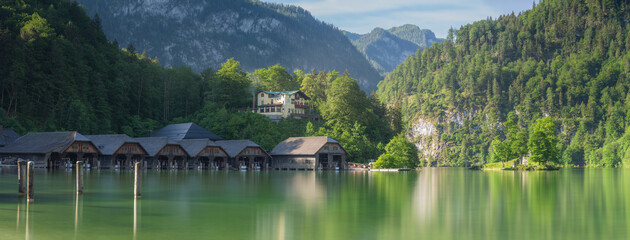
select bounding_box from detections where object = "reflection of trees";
[410,169,630,240]
[5,169,626,239]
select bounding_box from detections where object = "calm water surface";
[0,168,628,240]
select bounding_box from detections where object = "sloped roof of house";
[151,123,224,141]
[260,90,310,100]
[0,132,94,154]
[134,137,186,156]
[270,136,346,156]
[215,140,268,158]
[86,134,146,156]
[0,128,20,146]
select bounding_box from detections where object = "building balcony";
[294,103,309,109]
[258,103,283,107]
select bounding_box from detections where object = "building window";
[260,93,264,97]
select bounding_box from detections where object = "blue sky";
[266,0,538,38]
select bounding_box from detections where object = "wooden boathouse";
[270,136,347,170]
[86,134,148,169]
[0,122,350,171]
[177,139,229,169]
[216,140,271,170]
[134,137,190,169]
[0,132,100,168]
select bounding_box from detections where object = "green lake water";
[0,168,628,240]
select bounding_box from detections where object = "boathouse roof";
[86,134,145,155]
[176,139,224,157]
[0,132,92,154]
[134,137,185,156]
[0,128,20,146]
[271,136,346,156]
[151,123,223,141]
[215,140,267,158]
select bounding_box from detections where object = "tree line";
[376,0,630,167]
[0,0,413,164]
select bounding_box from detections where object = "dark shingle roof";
[151,123,223,141]
[0,132,92,154]
[177,139,209,157]
[215,140,268,158]
[0,129,20,146]
[86,134,144,155]
[271,136,344,155]
[134,137,187,156]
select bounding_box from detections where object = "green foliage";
[528,117,559,164]
[212,58,251,107]
[375,0,630,167]
[20,12,54,42]
[373,133,419,169]
[321,74,373,128]
[300,70,335,103]
[252,64,300,91]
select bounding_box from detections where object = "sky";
[265,0,538,38]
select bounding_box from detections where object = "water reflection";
[134,198,140,240]
[1,169,630,240]
[74,194,82,237]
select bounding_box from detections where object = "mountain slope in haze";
[388,24,442,48]
[344,24,443,74]
[377,0,630,167]
[76,0,382,92]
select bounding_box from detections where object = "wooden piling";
[134,162,142,199]
[76,161,84,194]
[27,161,34,202]
[18,160,26,195]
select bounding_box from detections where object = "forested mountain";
[344,24,443,74]
[0,0,207,135]
[376,0,630,167]
[0,0,400,161]
[75,0,382,92]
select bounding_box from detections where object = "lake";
[0,168,628,240]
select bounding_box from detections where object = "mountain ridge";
[77,0,382,92]
[343,24,443,74]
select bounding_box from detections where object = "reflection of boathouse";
[0,132,99,168]
[86,134,147,169]
[271,137,347,170]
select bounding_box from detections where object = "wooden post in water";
[18,160,26,195]
[76,161,84,194]
[27,161,34,202]
[134,162,142,199]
